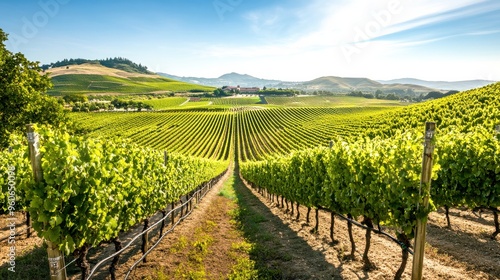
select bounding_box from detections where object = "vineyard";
[70,106,400,161]
[1,125,228,278]
[1,83,500,279]
[141,97,188,110]
[73,111,234,161]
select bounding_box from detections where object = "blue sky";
[1,0,499,81]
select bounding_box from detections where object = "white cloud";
[206,0,495,55]
[378,0,500,41]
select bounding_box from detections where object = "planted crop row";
[71,83,500,165]
[241,83,500,244]
[240,130,432,277]
[236,107,398,161]
[0,125,228,255]
[142,97,188,110]
[361,83,500,137]
[72,111,233,161]
[71,107,399,162]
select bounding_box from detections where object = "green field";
[71,105,401,161]
[131,95,405,111]
[265,95,405,107]
[142,97,188,109]
[68,94,410,162]
[48,74,215,95]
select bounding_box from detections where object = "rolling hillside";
[378,78,496,91]
[46,63,215,96]
[158,71,282,88]
[159,72,440,94]
[299,76,436,93]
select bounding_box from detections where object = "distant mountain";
[157,72,282,88]
[158,72,439,94]
[378,78,496,91]
[297,76,436,93]
[301,76,381,90]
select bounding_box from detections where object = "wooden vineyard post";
[26,124,67,280]
[141,219,149,263]
[411,122,436,280]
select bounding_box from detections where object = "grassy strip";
[150,173,259,279]
[229,172,294,279]
[218,175,259,279]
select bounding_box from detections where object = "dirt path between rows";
[129,168,342,279]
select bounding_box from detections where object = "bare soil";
[0,212,44,261]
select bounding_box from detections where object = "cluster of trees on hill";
[111,99,152,111]
[41,57,153,74]
[348,90,401,100]
[213,88,232,97]
[423,90,459,100]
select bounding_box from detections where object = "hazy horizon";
[1,0,499,82]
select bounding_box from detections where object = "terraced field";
[48,74,215,96]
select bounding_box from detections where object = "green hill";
[46,63,215,96]
[301,76,436,94]
[42,57,153,74]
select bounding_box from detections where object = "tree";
[0,29,67,148]
[63,94,88,104]
[424,91,445,99]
